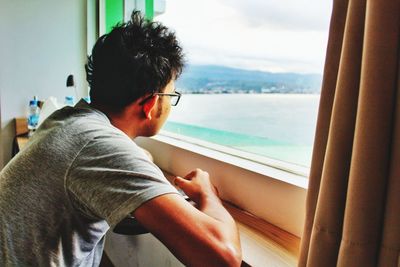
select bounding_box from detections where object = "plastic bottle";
[64,96,75,106]
[27,96,41,136]
[83,96,91,104]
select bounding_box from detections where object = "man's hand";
[174,169,220,208]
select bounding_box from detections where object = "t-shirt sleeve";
[66,133,179,226]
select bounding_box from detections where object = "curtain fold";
[377,65,400,267]
[299,0,400,266]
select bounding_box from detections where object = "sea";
[163,94,320,167]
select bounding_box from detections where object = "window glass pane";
[156,0,332,168]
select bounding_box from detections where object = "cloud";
[217,0,333,31]
[157,0,332,73]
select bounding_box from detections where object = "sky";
[156,0,333,74]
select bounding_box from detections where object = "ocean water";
[164,94,320,167]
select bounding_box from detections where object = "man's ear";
[142,95,158,120]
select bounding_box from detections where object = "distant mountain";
[176,65,322,94]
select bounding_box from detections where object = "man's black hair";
[86,10,184,110]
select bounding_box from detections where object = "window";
[155,0,332,170]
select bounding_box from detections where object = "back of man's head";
[86,11,184,111]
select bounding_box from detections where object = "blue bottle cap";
[29,100,38,106]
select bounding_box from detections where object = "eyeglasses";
[153,91,181,106]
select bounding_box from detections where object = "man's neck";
[89,102,143,138]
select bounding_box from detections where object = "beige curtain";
[298,0,400,266]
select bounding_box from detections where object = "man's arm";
[133,169,242,267]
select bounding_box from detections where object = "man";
[0,11,241,267]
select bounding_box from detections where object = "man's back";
[0,100,177,266]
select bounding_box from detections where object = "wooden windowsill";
[163,172,299,267]
[225,202,299,266]
[224,202,300,256]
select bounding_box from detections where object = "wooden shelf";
[16,137,29,150]
[15,118,28,136]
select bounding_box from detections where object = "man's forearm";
[199,193,236,226]
[135,193,242,267]
[198,193,242,264]
[172,170,242,266]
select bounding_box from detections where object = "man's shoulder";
[26,105,131,161]
[42,105,124,139]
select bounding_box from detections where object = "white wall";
[0,0,88,168]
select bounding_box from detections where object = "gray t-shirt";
[0,100,179,266]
